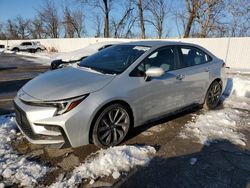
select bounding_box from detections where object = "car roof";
[120,40,199,48]
[118,40,215,58]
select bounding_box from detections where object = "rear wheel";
[12,48,19,52]
[36,48,42,53]
[204,81,222,109]
[92,104,131,148]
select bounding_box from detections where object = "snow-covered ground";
[0,115,50,187]
[180,74,250,146]
[0,116,155,187]
[50,145,156,187]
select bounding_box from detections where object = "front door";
[129,46,186,122]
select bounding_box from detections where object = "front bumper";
[13,93,97,148]
[14,102,71,148]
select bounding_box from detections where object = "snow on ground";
[50,145,156,187]
[0,116,155,187]
[180,74,250,146]
[0,115,50,187]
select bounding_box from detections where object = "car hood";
[21,67,115,101]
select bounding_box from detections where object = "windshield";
[79,45,150,74]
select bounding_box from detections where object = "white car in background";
[51,41,125,70]
[10,41,45,53]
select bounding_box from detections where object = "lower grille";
[14,103,39,140]
[14,102,70,148]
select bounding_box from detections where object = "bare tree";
[63,6,85,38]
[77,0,113,38]
[194,0,225,38]
[6,19,19,39]
[146,0,171,39]
[15,16,31,39]
[124,16,137,38]
[72,10,85,37]
[63,7,75,38]
[183,0,200,38]
[36,0,60,38]
[93,14,102,37]
[0,21,7,39]
[137,0,146,39]
[111,1,134,38]
[31,17,45,39]
[174,0,226,38]
[226,0,250,37]
[103,0,110,38]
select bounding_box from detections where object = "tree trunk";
[103,0,109,38]
[138,0,145,39]
[184,13,195,38]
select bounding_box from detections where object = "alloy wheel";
[206,81,222,109]
[96,105,130,147]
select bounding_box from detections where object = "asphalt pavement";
[0,53,49,114]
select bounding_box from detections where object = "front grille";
[14,103,39,140]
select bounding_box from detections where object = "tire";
[92,104,131,148]
[203,81,222,109]
[12,48,19,52]
[36,48,42,53]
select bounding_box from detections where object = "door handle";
[176,74,185,80]
[205,67,211,72]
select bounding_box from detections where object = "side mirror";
[145,67,164,81]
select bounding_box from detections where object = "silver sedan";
[14,41,227,148]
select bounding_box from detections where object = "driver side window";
[131,46,176,77]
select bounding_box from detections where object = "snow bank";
[50,145,156,187]
[0,115,50,187]
[223,74,250,99]
[16,51,52,60]
[180,74,250,146]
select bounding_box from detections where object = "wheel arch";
[88,99,134,143]
[12,47,19,51]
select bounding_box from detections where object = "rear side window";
[21,42,32,46]
[178,46,212,68]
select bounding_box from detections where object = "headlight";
[22,94,88,116]
[53,94,88,115]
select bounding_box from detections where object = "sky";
[0,0,48,21]
[0,0,183,38]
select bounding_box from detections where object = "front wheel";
[204,81,222,109]
[92,104,131,148]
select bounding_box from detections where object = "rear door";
[19,42,27,50]
[26,42,33,50]
[176,45,213,106]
